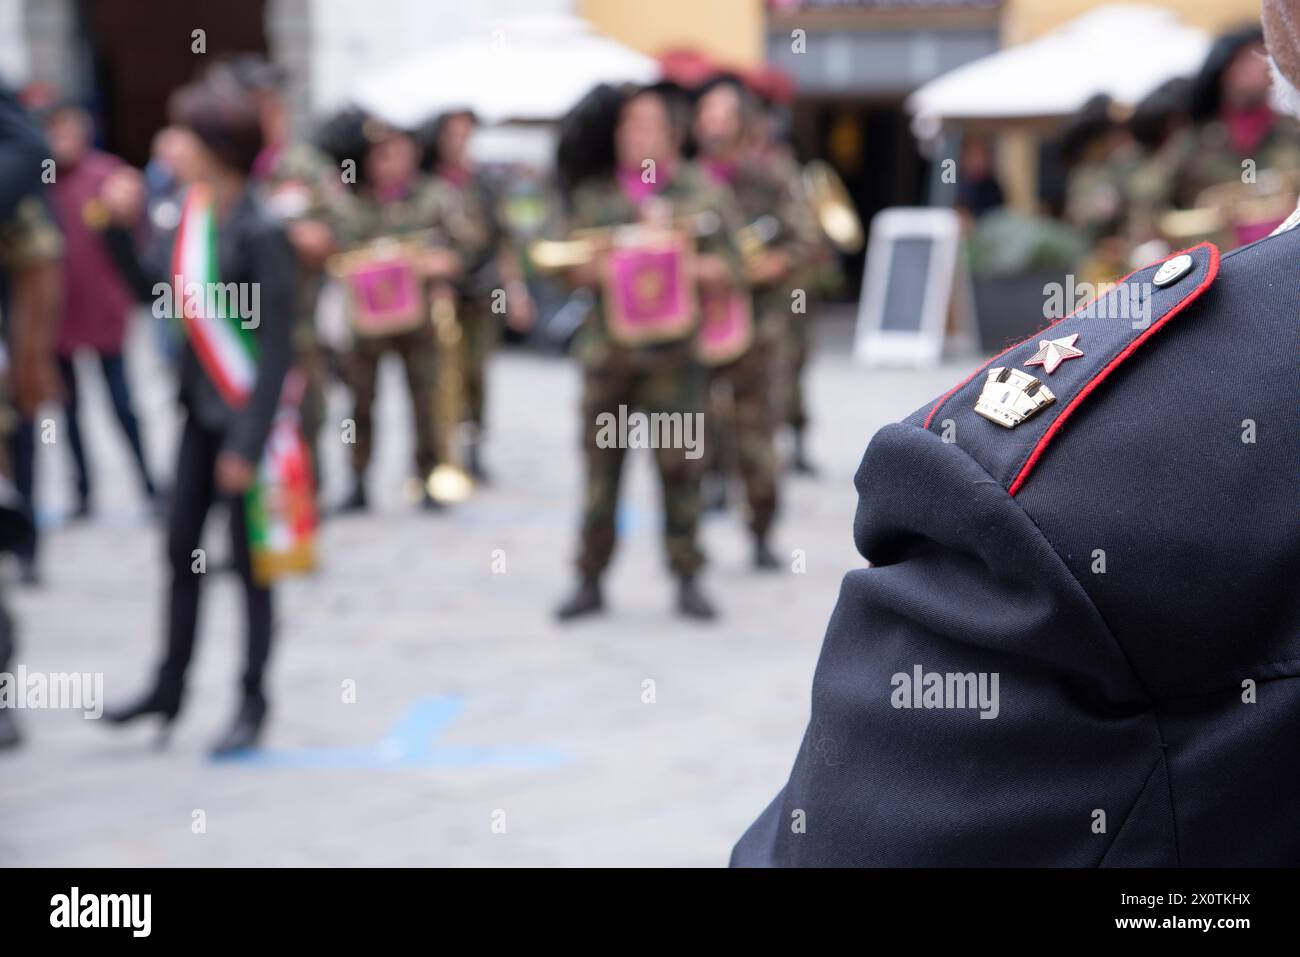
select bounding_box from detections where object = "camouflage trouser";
[294,326,329,494]
[707,335,779,537]
[457,300,497,429]
[782,307,815,429]
[346,326,440,480]
[577,345,706,579]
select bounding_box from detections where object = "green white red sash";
[172,185,317,584]
[172,185,258,407]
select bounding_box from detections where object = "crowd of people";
[958,25,1300,284]
[0,56,837,753]
[1,24,1292,758]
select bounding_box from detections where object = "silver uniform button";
[1153,253,1194,287]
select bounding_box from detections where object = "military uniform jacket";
[434,169,502,304]
[327,177,480,330]
[567,162,743,368]
[706,154,819,332]
[733,221,1300,866]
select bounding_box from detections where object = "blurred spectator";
[41,100,158,518]
[954,135,1004,220]
[1059,94,1135,281]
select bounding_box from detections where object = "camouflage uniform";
[568,163,742,579]
[703,153,819,538]
[256,143,337,491]
[435,170,501,434]
[771,152,835,438]
[327,179,455,484]
[1170,119,1300,209]
[1124,137,1184,246]
[0,195,62,695]
[1064,147,1141,283]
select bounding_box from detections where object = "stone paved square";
[0,311,965,866]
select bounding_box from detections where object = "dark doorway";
[78,0,268,165]
[792,98,930,296]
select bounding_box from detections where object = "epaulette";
[908,242,1220,495]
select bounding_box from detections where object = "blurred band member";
[317,110,465,512]
[41,100,158,518]
[421,109,534,483]
[101,82,294,755]
[1175,25,1300,205]
[1124,78,1192,250]
[692,74,818,570]
[552,82,743,621]
[954,136,1005,221]
[0,86,62,746]
[749,88,834,475]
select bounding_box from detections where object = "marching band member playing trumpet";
[552,82,745,622]
[690,74,820,570]
[317,111,470,513]
[420,109,535,484]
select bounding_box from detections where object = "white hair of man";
[1271,57,1300,120]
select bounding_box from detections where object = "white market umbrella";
[352,13,660,128]
[907,5,1211,134]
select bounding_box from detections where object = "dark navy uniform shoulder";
[903,241,1222,495]
[734,224,1300,868]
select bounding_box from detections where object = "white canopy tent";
[351,13,660,129]
[906,5,1212,137]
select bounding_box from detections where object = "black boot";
[104,685,182,747]
[210,693,268,757]
[676,576,718,620]
[753,536,780,571]
[555,578,604,621]
[338,480,368,513]
[790,427,818,476]
[0,707,19,750]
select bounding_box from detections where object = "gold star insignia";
[1024,333,1083,374]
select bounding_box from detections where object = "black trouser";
[58,351,155,504]
[156,415,272,704]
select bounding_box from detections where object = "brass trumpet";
[801,159,864,254]
[324,228,444,278]
[426,284,475,505]
[1159,169,1299,248]
[527,211,724,273]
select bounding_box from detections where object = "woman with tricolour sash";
[98,81,305,756]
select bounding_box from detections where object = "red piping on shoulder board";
[921,242,1217,431]
[1009,241,1220,496]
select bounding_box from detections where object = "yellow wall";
[1004,0,1263,43]
[579,0,764,68]
[580,0,1260,72]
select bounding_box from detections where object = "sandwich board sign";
[854,207,962,367]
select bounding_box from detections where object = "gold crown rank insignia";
[974,367,1056,428]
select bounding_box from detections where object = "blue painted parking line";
[214,694,572,769]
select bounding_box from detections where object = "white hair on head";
[1270,57,1300,121]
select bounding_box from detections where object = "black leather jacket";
[107,187,295,464]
